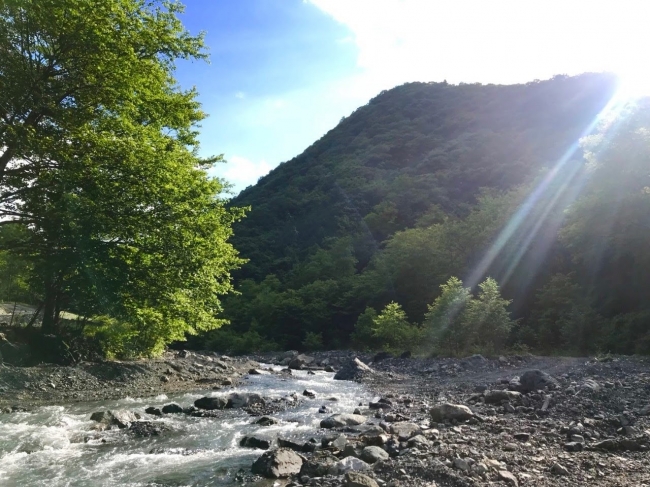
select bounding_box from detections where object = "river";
[0,367,370,487]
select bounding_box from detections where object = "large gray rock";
[328,456,371,475]
[226,393,264,409]
[288,353,314,370]
[360,446,389,463]
[251,448,303,478]
[240,435,272,450]
[345,471,379,487]
[514,370,559,393]
[300,451,339,477]
[320,413,367,428]
[161,403,183,414]
[430,403,474,422]
[194,396,227,410]
[90,409,139,429]
[484,390,522,404]
[334,358,374,381]
[388,422,421,440]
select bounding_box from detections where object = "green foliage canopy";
[0,0,244,356]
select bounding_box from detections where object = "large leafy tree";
[0,0,245,355]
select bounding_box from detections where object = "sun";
[615,68,650,99]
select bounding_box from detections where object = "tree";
[423,277,472,356]
[369,302,419,353]
[423,276,514,356]
[0,0,245,356]
[464,277,515,353]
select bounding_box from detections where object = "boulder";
[254,416,279,426]
[90,409,139,429]
[129,421,167,437]
[251,448,303,478]
[334,358,374,381]
[514,370,559,393]
[388,422,421,440]
[226,393,264,409]
[300,451,339,477]
[498,470,519,486]
[145,407,162,416]
[360,446,389,463]
[345,472,379,487]
[288,353,314,370]
[430,403,474,423]
[303,389,316,399]
[320,413,367,429]
[240,435,272,450]
[484,390,522,404]
[193,396,227,410]
[372,351,393,363]
[328,456,371,475]
[161,403,183,414]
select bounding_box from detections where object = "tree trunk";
[41,286,60,335]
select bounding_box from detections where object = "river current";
[0,367,370,487]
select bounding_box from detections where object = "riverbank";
[0,350,259,409]
[1,351,649,486]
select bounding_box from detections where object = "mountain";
[201,73,650,355]
[231,74,616,279]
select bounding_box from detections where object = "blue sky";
[174,0,650,194]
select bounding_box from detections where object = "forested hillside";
[202,73,650,357]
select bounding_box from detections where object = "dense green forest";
[199,73,650,356]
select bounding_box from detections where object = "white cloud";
[309,0,650,96]
[235,91,246,99]
[220,155,273,192]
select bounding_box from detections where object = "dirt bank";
[0,350,258,409]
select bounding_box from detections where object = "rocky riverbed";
[1,351,650,486]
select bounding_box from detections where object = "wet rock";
[145,406,162,416]
[429,403,474,422]
[515,370,559,393]
[360,445,389,463]
[193,396,227,410]
[254,416,279,426]
[251,448,303,478]
[248,368,265,375]
[226,392,264,409]
[90,409,139,429]
[129,421,167,437]
[161,403,183,414]
[240,435,272,450]
[318,405,332,414]
[303,389,316,399]
[320,413,367,428]
[334,358,374,381]
[278,437,305,452]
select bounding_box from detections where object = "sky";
[174,0,650,194]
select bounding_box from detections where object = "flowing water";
[0,368,370,487]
